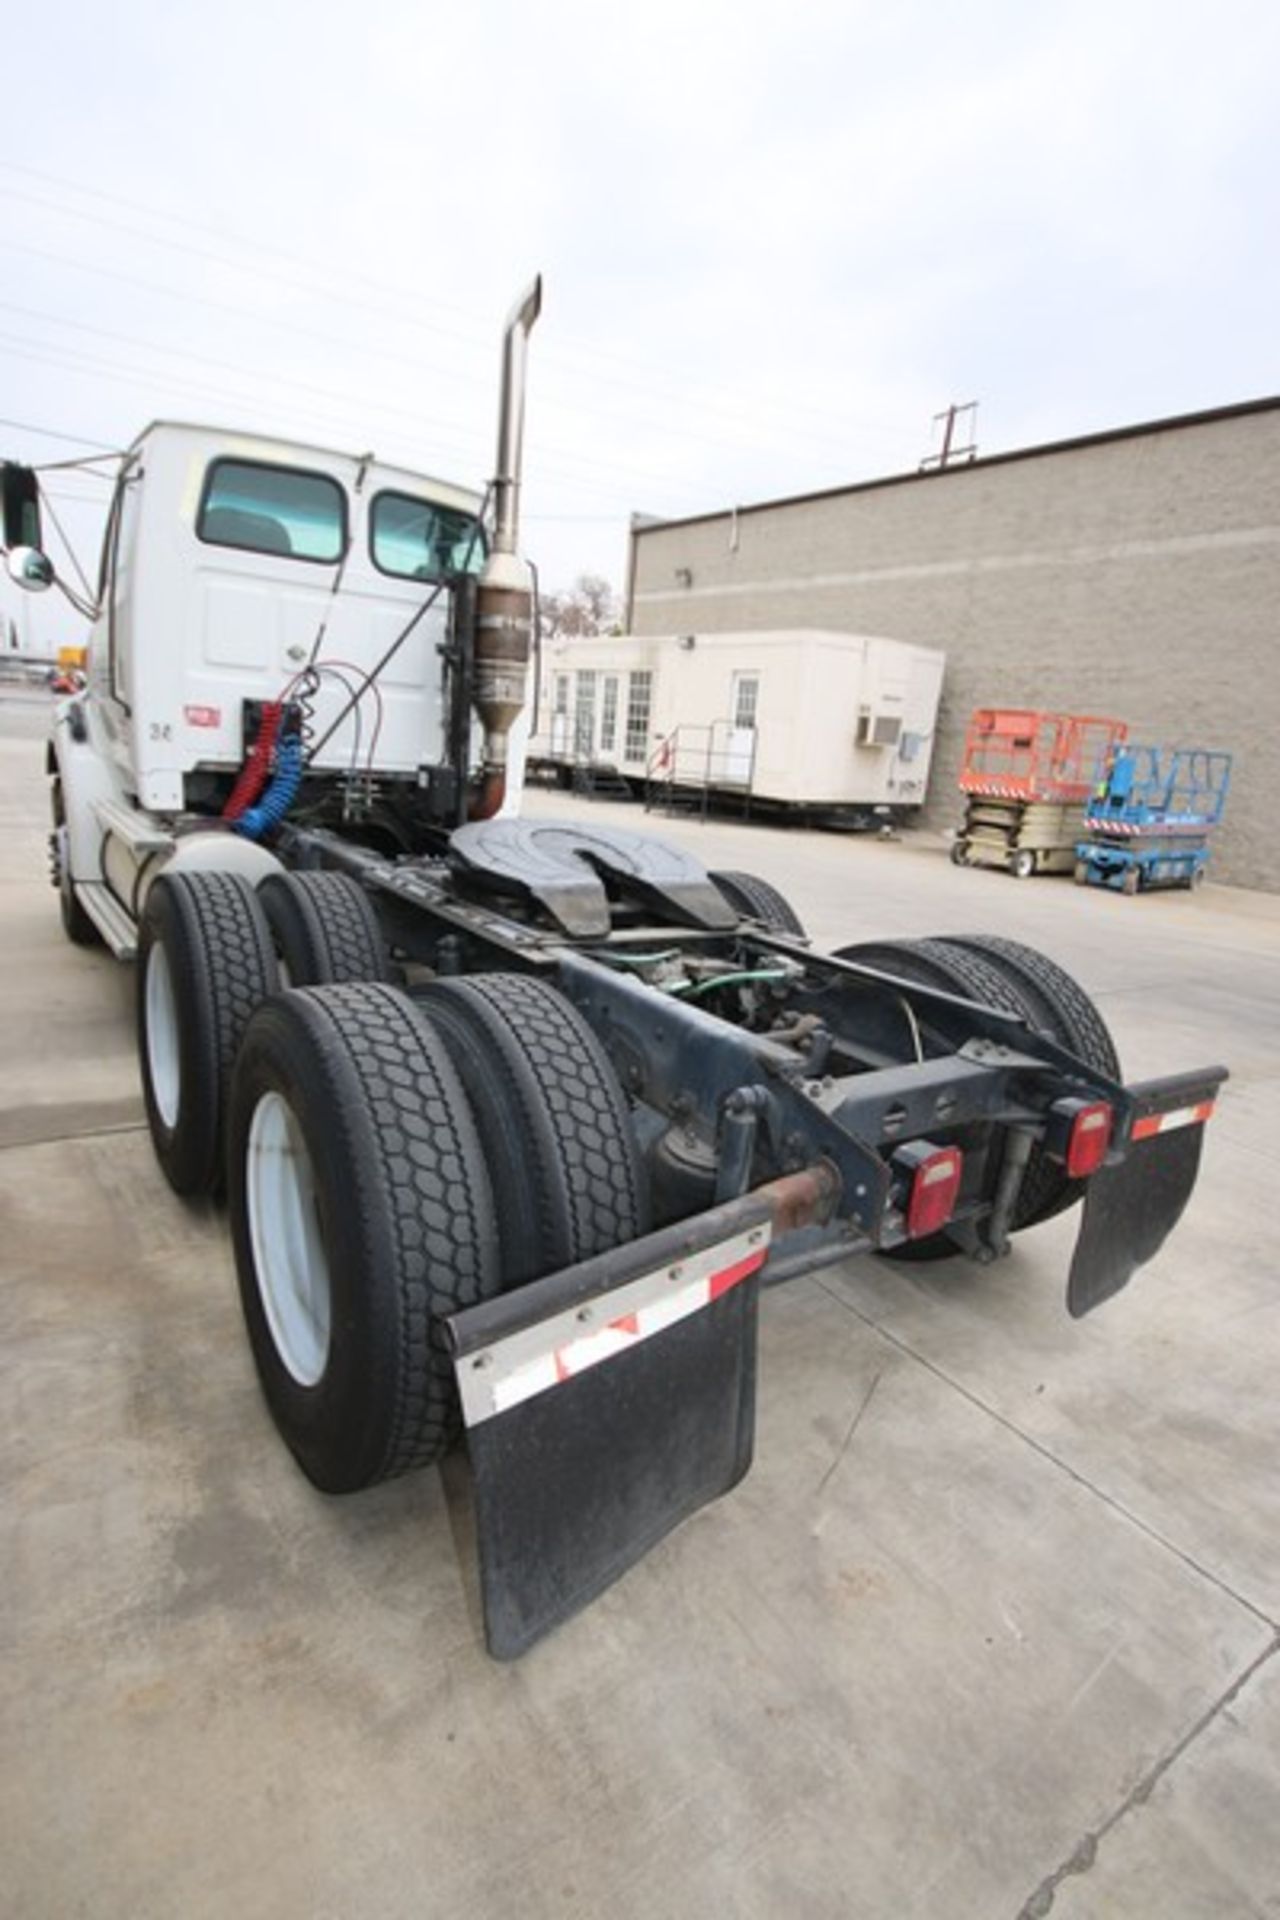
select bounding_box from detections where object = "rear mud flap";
[446,1202,773,1659]
[1068,1068,1226,1317]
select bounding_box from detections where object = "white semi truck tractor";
[4,282,1226,1657]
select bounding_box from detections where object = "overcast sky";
[3,0,1278,647]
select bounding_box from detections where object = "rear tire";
[938,935,1120,1079]
[935,933,1120,1226]
[257,871,391,986]
[831,937,1023,1018]
[831,938,1027,1259]
[416,973,647,1289]
[1122,867,1141,896]
[709,869,807,938]
[1011,848,1036,880]
[227,984,501,1492]
[138,871,278,1197]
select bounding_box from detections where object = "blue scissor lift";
[1075,746,1232,894]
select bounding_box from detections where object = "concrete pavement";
[2,687,1277,1918]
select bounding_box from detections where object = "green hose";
[672,968,791,999]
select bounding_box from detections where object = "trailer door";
[724,671,759,785]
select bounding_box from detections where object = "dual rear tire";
[228,984,502,1491]
[137,868,645,1495]
[833,931,1120,1246]
[230,974,645,1492]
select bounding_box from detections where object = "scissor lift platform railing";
[953,708,1128,879]
[1076,746,1233,894]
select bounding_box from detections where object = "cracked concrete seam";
[814,1367,884,1501]
[807,1277,1280,1919]
[1013,1632,1280,1919]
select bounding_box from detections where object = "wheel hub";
[246,1090,331,1386]
[144,942,182,1131]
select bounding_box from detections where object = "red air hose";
[223,701,284,821]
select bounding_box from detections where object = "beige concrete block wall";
[628,406,1280,889]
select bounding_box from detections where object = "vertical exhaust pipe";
[469,276,542,820]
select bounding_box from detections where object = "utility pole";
[920,401,979,471]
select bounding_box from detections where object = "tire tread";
[259,870,391,985]
[317,983,494,1475]
[709,869,807,938]
[419,972,645,1285]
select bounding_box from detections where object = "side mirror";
[2,461,44,550]
[6,545,54,592]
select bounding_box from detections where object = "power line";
[0,328,717,508]
[0,359,716,530]
[0,230,882,480]
[0,292,838,491]
[0,240,841,491]
[0,164,910,454]
[0,416,121,453]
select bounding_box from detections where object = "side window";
[370,491,485,581]
[599,676,619,754]
[624,670,652,760]
[197,459,346,564]
[574,670,597,757]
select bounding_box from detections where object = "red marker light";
[905,1146,964,1240]
[1066,1102,1113,1178]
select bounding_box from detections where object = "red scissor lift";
[952,709,1129,878]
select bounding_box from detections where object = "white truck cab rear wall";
[97,423,485,812]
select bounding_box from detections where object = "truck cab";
[38,420,536,953]
[90,423,501,811]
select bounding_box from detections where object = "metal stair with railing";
[643,721,756,821]
[570,760,635,801]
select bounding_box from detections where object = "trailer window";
[600,675,619,754]
[732,673,759,731]
[198,460,346,564]
[370,492,485,581]
[574,670,597,758]
[625,671,652,761]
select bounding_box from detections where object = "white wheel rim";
[246,1090,331,1386]
[145,941,182,1130]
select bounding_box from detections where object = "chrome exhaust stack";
[469,276,542,819]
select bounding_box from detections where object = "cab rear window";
[197,459,346,564]
[370,491,485,581]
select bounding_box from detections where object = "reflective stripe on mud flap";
[446,1202,777,1660]
[1130,1100,1216,1141]
[1067,1067,1226,1319]
[457,1226,769,1427]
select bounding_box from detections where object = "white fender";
[155,832,285,892]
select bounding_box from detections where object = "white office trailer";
[529,629,946,820]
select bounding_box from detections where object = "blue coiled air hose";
[235,732,304,840]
